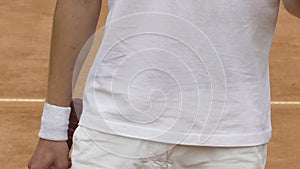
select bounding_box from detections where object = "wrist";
[38,102,71,141]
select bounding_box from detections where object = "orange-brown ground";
[0,1,299,169]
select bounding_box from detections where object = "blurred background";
[0,0,299,168]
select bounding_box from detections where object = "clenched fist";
[28,139,71,169]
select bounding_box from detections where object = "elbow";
[283,0,300,18]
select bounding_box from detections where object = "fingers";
[28,154,54,169]
[28,139,71,169]
[53,159,70,169]
[28,146,55,169]
[28,161,70,169]
[28,160,69,169]
[28,158,70,169]
[51,153,70,169]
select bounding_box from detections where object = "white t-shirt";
[79,0,280,146]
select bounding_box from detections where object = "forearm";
[47,0,101,106]
[283,0,300,18]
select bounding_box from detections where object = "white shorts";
[71,126,268,169]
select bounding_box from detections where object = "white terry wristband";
[38,102,71,141]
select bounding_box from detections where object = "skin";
[28,0,101,168]
[28,0,299,169]
[283,0,300,18]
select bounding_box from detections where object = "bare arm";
[47,0,101,106]
[28,0,101,168]
[283,0,300,18]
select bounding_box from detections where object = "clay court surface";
[0,1,299,168]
